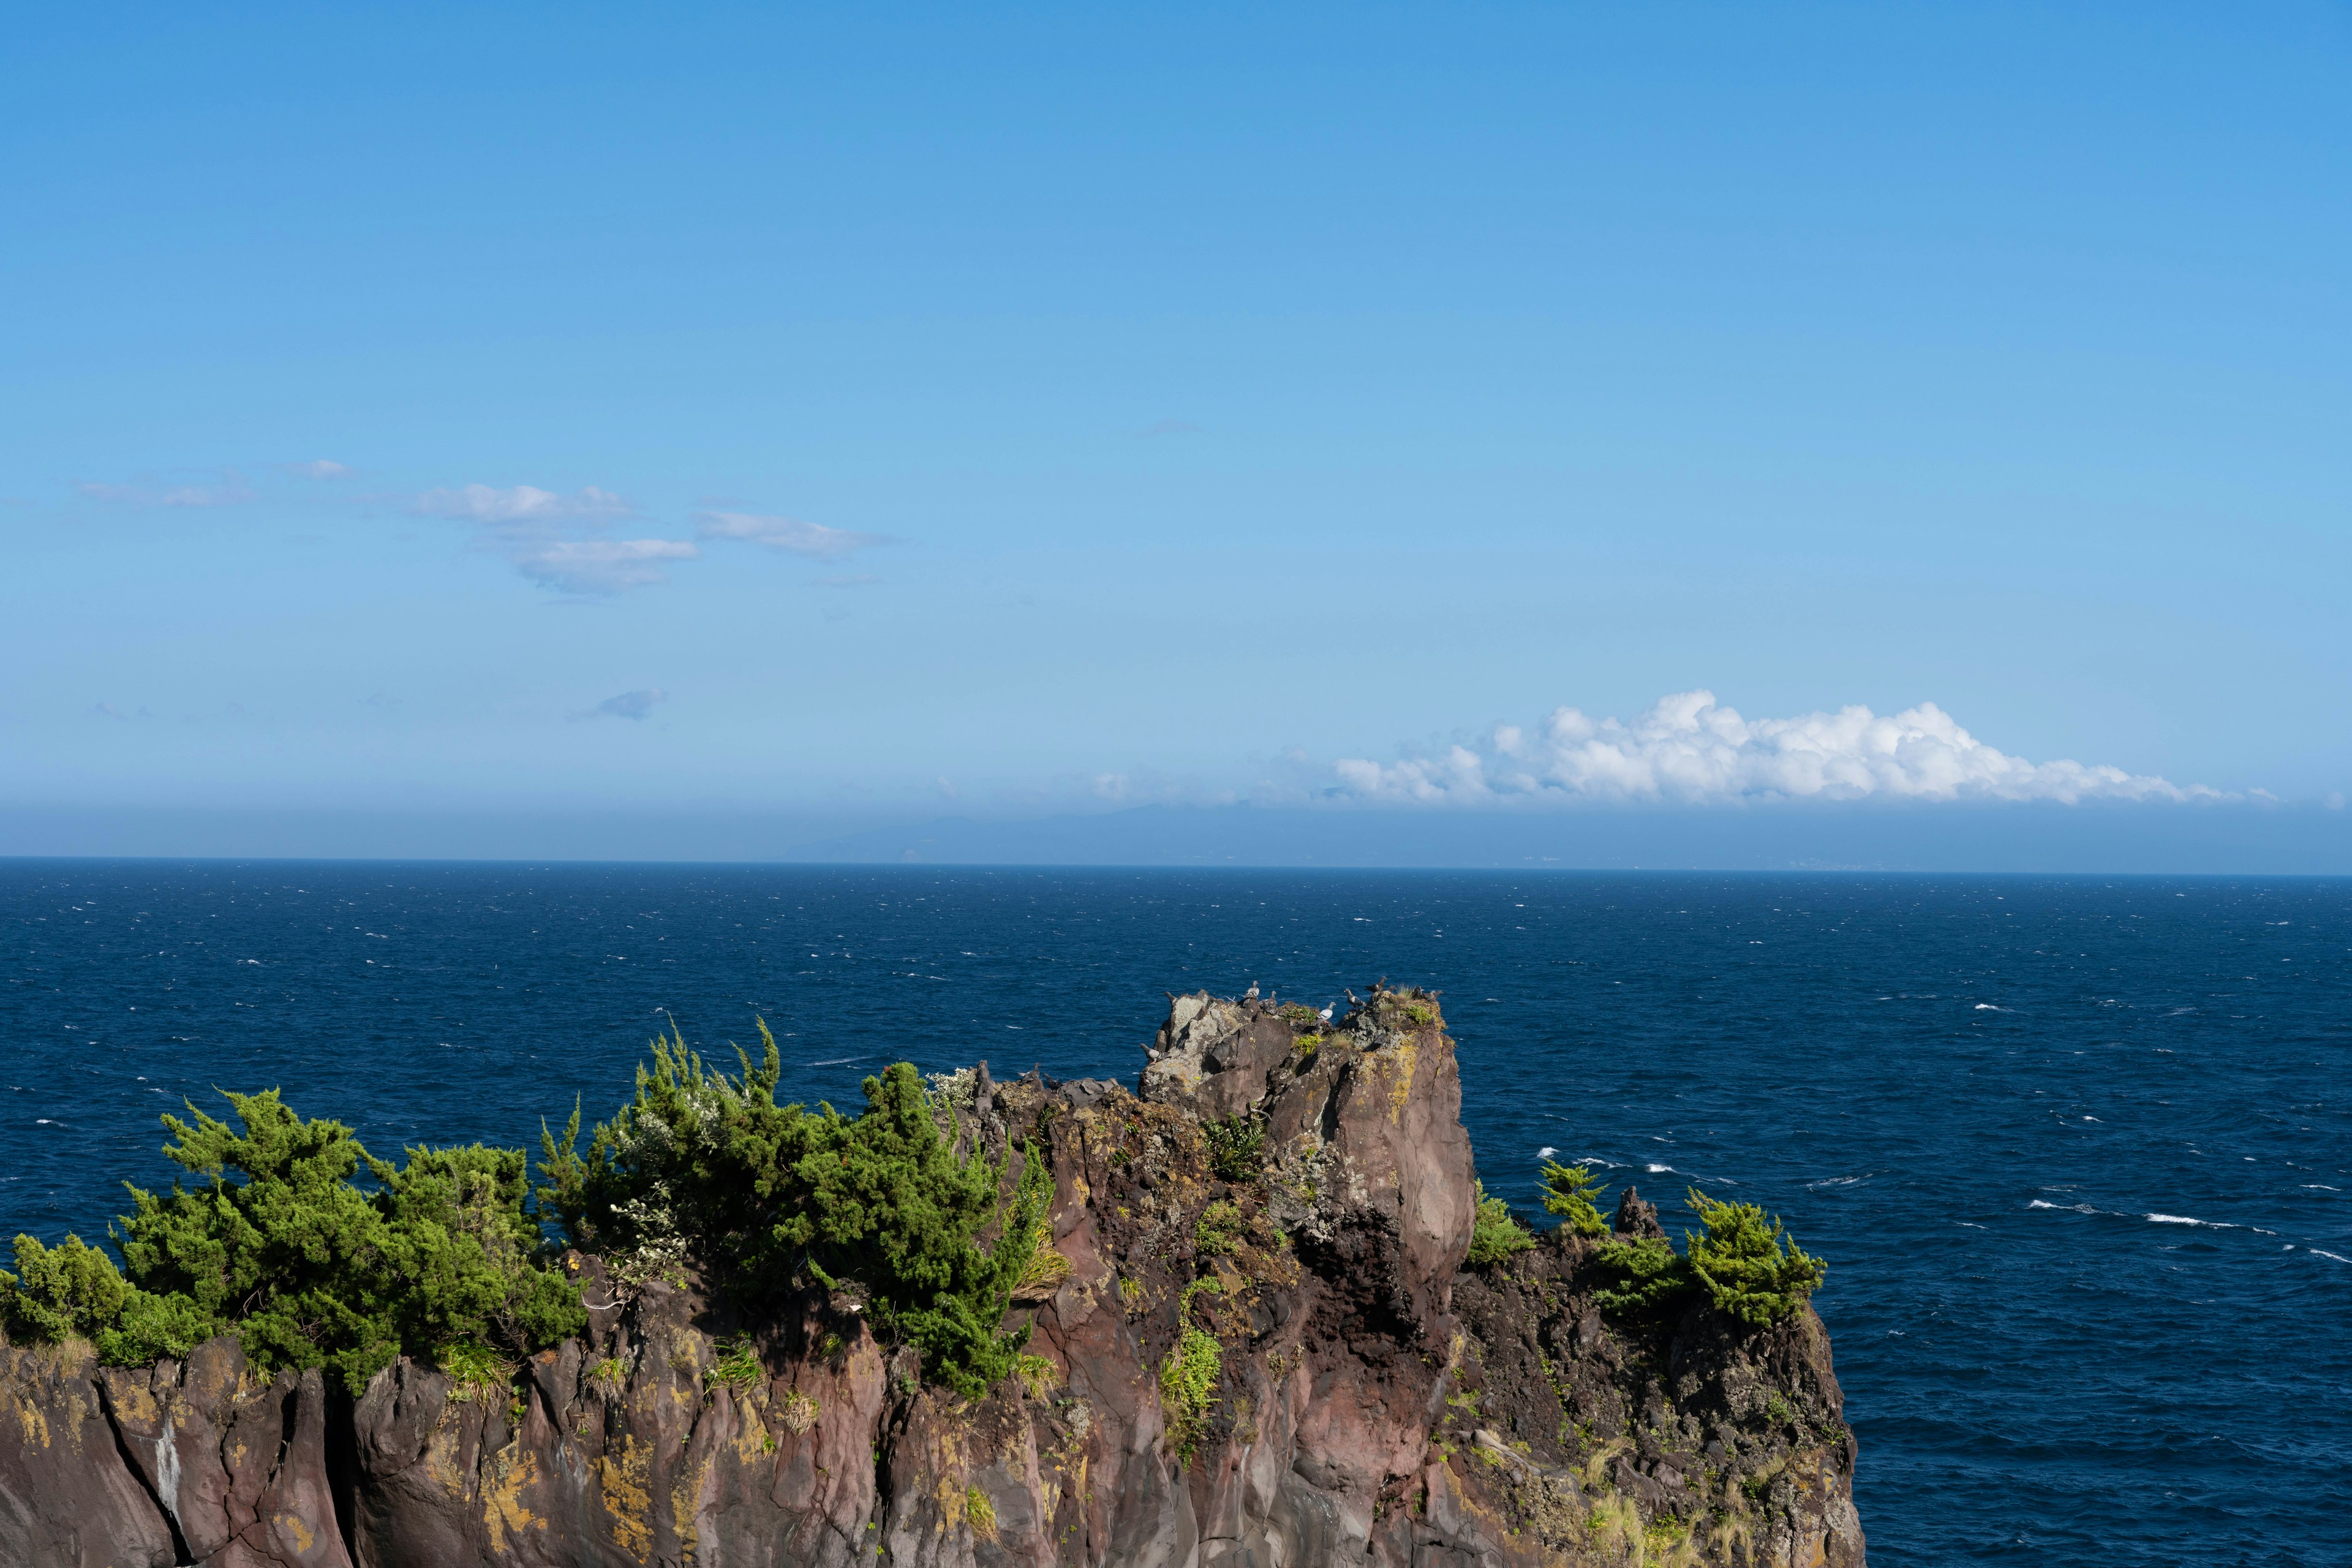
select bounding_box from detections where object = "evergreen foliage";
[1589,1235,1695,1326]
[1588,1188,1825,1332]
[0,1234,128,1343]
[1539,1159,1609,1237]
[1,1090,584,1392]
[537,1027,1052,1398]
[1683,1187,1826,1326]
[1466,1180,1536,1265]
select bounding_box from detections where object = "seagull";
[1317,1006,1334,1023]
[1245,981,1260,1001]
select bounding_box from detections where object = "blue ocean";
[3,862,2344,1564]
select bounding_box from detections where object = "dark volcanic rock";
[1,983,1864,1566]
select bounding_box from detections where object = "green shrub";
[1466,1181,1535,1265]
[61,1090,584,1390]
[1539,1160,1608,1238]
[540,1030,1052,1399]
[1194,1200,1243,1256]
[1684,1188,1825,1326]
[1159,1278,1223,1460]
[964,1485,997,1539]
[1590,1235,1695,1325]
[0,1234,129,1344]
[1204,1115,1265,1182]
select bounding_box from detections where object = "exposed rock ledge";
[1,985,1864,1567]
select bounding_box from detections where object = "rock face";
[1,984,1864,1567]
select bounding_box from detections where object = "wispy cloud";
[412,484,633,524]
[1332,691,2226,807]
[504,537,699,595]
[279,459,354,480]
[574,688,668,722]
[413,483,698,594]
[696,510,891,560]
[77,472,255,508]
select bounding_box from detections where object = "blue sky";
[5,4,2348,858]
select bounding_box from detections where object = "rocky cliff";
[1,984,1863,1567]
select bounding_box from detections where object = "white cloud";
[412,483,699,594]
[281,460,353,480]
[506,537,699,595]
[77,473,254,507]
[575,688,668,722]
[412,483,633,524]
[1333,690,2226,807]
[696,510,890,560]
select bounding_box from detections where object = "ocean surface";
[2,862,2345,1566]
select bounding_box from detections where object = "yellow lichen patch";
[481,1449,546,1555]
[597,1436,654,1562]
[933,1474,964,1536]
[276,1513,315,1553]
[108,1382,160,1430]
[1381,1033,1421,1123]
[7,1390,53,1450]
[669,1444,711,1553]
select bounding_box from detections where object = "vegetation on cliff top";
[1591,1186,1827,1329]
[2,1023,1051,1401]
[538,1025,1051,1398]
[0,1090,583,1391]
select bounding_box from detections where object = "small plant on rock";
[1539,1159,1608,1238]
[705,1335,763,1390]
[1466,1181,1534,1265]
[1684,1188,1826,1327]
[1204,1116,1265,1182]
[1159,1278,1224,1460]
[437,1339,512,1402]
[1194,1200,1244,1256]
[778,1389,821,1433]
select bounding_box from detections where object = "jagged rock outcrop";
[1,984,1864,1567]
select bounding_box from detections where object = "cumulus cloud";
[1333,691,2225,807]
[574,688,668,722]
[281,459,353,480]
[696,510,890,560]
[77,473,254,507]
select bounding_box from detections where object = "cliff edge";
[1,984,1863,1567]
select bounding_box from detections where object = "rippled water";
[3,862,2345,1564]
